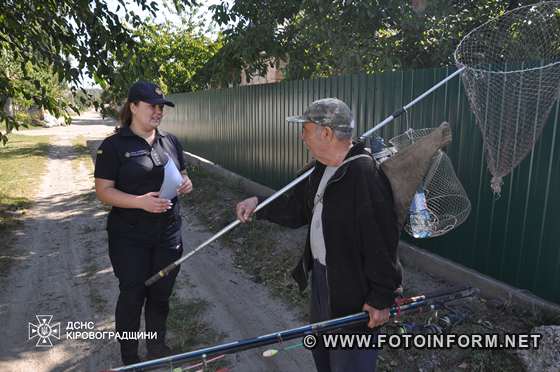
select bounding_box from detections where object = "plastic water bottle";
[370,136,385,153]
[409,186,432,238]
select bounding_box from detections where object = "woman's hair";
[117,100,138,130]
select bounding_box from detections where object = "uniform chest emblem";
[124,150,149,158]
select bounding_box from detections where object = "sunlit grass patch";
[0,133,51,231]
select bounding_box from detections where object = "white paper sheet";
[159,158,183,200]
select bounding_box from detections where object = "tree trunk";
[4,97,13,134]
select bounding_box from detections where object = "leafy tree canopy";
[0,0,197,143]
[203,0,539,85]
[100,8,222,115]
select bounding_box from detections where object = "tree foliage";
[204,0,540,85]
[0,0,196,143]
[0,47,76,131]
[100,10,222,114]
[1,0,541,143]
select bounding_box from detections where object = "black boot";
[121,353,141,365]
[147,343,173,360]
[120,340,141,365]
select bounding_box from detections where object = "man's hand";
[235,197,258,223]
[362,303,390,328]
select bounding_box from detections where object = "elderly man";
[235,98,402,372]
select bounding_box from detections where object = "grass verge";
[72,135,94,173]
[166,280,228,371]
[0,133,50,277]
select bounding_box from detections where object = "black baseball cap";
[127,81,175,107]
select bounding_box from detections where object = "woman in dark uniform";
[94,81,193,365]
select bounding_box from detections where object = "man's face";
[301,121,328,158]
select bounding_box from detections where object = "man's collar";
[346,141,365,158]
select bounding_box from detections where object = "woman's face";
[130,101,164,130]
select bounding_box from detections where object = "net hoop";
[455,1,560,75]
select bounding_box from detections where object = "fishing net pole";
[144,69,464,286]
[146,0,560,283]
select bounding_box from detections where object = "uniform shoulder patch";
[97,149,103,155]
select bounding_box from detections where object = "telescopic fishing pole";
[106,286,478,371]
[145,67,466,287]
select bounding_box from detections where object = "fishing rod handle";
[145,262,178,286]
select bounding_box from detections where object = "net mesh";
[389,128,471,238]
[455,1,560,193]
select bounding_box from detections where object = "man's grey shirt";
[310,165,338,265]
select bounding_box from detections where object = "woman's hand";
[177,175,193,195]
[137,192,172,213]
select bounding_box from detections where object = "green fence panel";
[162,67,560,304]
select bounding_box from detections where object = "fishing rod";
[145,67,466,286]
[106,286,478,371]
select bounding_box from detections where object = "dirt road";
[0,111,314,371]
[0,112,119,371]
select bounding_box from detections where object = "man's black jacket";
[257,142,402,322]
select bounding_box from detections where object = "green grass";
[0,134,51,220]
[71,135,94,173]
[167,294,217,351]
[166,281,228,372]
[231,222,310,315]
[0,133,51,278]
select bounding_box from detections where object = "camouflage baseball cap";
[286,98,354,132]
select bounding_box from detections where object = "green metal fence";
[162,67,560,304]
